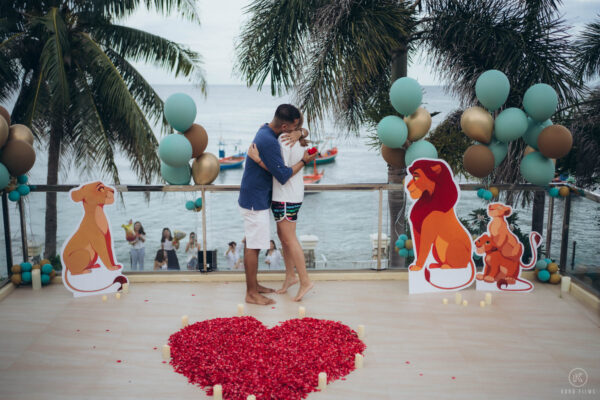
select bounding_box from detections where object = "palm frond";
[573,15,600,80]
[73,0,201,23]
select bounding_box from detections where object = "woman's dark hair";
[154,250,166,262]
[134,221,145,236]
[265,240,277,256]
[228,241,236,247]
[161,227,172,242]
[190,232,196,239]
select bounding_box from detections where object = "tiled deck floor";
[0,280,598,399]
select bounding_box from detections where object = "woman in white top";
[130,221,146,270]
[265,240,283,269]
[225,241,242,269]
[161,228,180,270]
[185,232,201,270]
[248,113,314,301]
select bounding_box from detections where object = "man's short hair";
[274,104,301,124]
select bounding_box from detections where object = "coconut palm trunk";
[44,125,60,258]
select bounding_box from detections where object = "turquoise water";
[1,85,598,275]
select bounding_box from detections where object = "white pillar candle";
[462,300,468,307]
[357,325,365,339]
[162,344,170,360]
[247,396,256,400]
[355,353,364,369]
[485,292,492,305]
[213,384,223,400]
[181,315,189,328]
[102,295,107,302]
[237,303,245,316]
[454,292,462,305]
[115,293,121,300]
[561,276,571,292]
[318,372,327,390]
[123,283,129,294]
[442,298,448,305]
[32,269,41,290]
[299,306,306,318]
[480,300,485,308]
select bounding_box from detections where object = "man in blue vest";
[239,104,316,305]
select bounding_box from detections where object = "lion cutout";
[405,158,475,294]
[474,203,542,292]
[60,181,128,297]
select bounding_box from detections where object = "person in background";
[161,228,180,270]
[153,250,167,270]
[130,221,146,271]
[225,241,242,269]
[185,232,201,270]
[265,240,283,270]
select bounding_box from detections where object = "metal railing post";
[2,192,12,274]
[201,188,208,273]
[545,196,554,258]
[18,198,28,262]
[558,193,572,274]
[377,188,383,271]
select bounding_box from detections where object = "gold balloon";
[463,144,495,178]
[547,262,559,274]
[381,145,406,169]
[184,124,208,158]
[0,116,8,148]
[404,239,413,250]
[192,152,220,185]
[0,106,10,126]
[549,273,561,284]
[8,124,34,146]
[489,186,499,198]
[460,107,493,144]
[0,139,36,176]
[559,186,570,197]
[404,107,432,141]
[10,274,21,285]
[11,264,21,273]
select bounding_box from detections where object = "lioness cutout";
[61,181,127,296]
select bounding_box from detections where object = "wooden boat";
[303,161,324,184]
[315,147,338,165]
[219,153,245,170]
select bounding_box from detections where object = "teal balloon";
[195,197,203,208]
[377,116,408,148]
[399,248,409,258]
[397,239,406,249]
[408,249,414,257]
[548,187,560,197]
[21,271,32,283]
[477,188,485,198]
[389,77,422,116]
[475,70,510,111]
[523,118,552,150]
[185,200,195,210]
[405,140,438,166]
[0,163,9,190]
[41,274,50,285]
[483,190,493,200]
[399,234,408,241]
[520,152,555,186]
[523,84,558,122]
[17,185,30,196]
[8,191,20,202]
[535,260,548,270]
[161,162,191,185]
[21,262,32,272]
[158,134,193,167]
[41,264,53,274]
[537,269,550,282]
[17,175,28,184]
[544,258,552,264]
[488,140,508,167]
[164,93,197,132]
[494,108,528,143]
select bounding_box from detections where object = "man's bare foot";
[257,284,275,293]
[246,292,276,305]
[293,281,314,302]
[276,276,299,294]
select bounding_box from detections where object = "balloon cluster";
[476,186,498,201]
[159,94,219,185]
[394,234,415,259]
[10,260,55,286]
[460,70,572,186]
[535,258,561,284]
[547,186,570,198]
[185,197,203,212]
[0,106,36,196]
[377,78,438,168]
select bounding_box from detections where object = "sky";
[122,0,600,86]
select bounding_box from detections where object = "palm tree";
[0,1,206,258]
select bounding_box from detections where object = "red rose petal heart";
[168,317,365,399]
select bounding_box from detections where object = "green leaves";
[39,8,70,112]
[573,15,600,80]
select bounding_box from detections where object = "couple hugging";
[238,104,318,305]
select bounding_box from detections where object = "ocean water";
[1,85,598,275]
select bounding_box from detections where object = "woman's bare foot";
[293,281,314,302]
[257,284,275,293]
[276,276,299,294]
[246,292,275,305]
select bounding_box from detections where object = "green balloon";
[520,152,555,186]
[21,271,32,283]
[494,108,528,143]
[488,140,508,167]
[158,134,193,167]
[377,116,408,148]
[164,93,197,132]
[537,269,550,282]
[41,274,50,285]
[405,140,438,166]
[0,163,9,190]
[389,77,422,116]
[475,70,510,111]
[523,84,557,122]
[41,264,53,274]
[161,162,191,185]
[523,118,552,149]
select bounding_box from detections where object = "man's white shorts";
[240,206,270,250]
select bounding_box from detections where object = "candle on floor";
[480,300,485,308]
[181,315,189,328]
[355,353,364,369]
[247,396,256,400]
[213,384,223,400]
[237,303,244,316]
[462,300,468,306]
[32,269,41,290]
[442,298,448,305]
[454,292,462,305]
[357,324,365,339]
[162,344,170,360]
[318,372,327,390]
[123,283,129,294]
[102,295,107,302]
[485,292,492,305]
[561,276,571,293]
[115,293,121,300]
[299,306,306,318]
